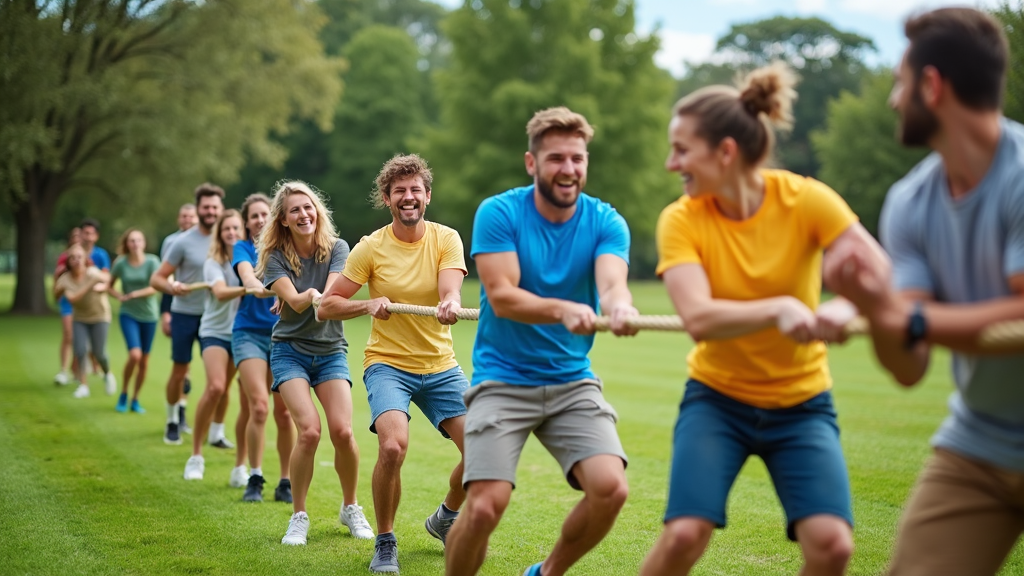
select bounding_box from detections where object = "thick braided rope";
[980,320,1024,349]
[386,303,480,321]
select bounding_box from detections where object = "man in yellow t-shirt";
[319,154,468,574]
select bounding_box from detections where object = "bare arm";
[319,274,389,321]
[210,280,246,302]
[269,276,318,314]
[150,262,187,296]
[235,261,274,298]
[594,254,639,336]
[436,268,465,325]
[124,286,157,300]
[64,270,110,304]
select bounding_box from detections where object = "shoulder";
[885,153,944,210]
[331,238,350,255]
[427,221,462,241]
[360,226,390,248]
[657,195,704,227]
[479,187,530,216]
[111,255,125,268]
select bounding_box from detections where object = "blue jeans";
[666,379,853,541]
[119,314,157,354]
[232,329,272,367]
[363,363,469,438]
[270,341,350,392]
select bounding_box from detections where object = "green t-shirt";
[111,254,161,322]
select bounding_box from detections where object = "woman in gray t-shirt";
[183,210,247,483]
[255,181,373,546]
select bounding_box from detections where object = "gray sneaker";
[424,505,458,546]
[370,534,399,573]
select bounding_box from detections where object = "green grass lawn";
[1,274,1021,575]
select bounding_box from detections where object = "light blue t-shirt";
[880,117,1024,471]
[470,185,631,386]
[232,239,277,333]
[90,246,111,271]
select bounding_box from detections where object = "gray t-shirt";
[264,239,349,356]
[161,229,186,260]
[880,117,1024,471]
[199,258,240,340]
[163,226,212,315]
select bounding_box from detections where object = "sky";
[433,0,1001,77]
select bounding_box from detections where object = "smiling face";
[245,201,270,239]
[386,176,430,228]
[219,215,242,247]
[126,230,146,255]
[283,191,317,239]
[196,195,223,232]
[665,114,725,198]
[80,225,98,248]
[178,205,197,231]
[527,132,589,209]
[66,245,86,273]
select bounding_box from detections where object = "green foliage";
[418,0,678,274]
[993,2,1024,124]
[812,71,927,235]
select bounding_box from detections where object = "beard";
[390,202,424,227]
[898,86,939,147]
[536,176,581,209]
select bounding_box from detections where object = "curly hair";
[369,154,433,210]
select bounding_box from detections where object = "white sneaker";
[73,384,90,398]
[54,372,69,386]
[229,465,249,488]
[282,511,310,545]
[104,372,117,396]
[340,503,375,539]
[183,455,205,480]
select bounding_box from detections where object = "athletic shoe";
[54,372,69,386]
[229,465,249,488]
[275,479,293,503]
[130,399,146,414]
[209,437,234,449]
[178,405,192,434]
[183,455,205,480]
[104,372,117,396]
[73,384,90,398]
[281,512,309,545]
[243,474,265,502]
[183,376,191,395]
[425,505,458,546]
[164,422,182,445]
[115,393,129,413]
[340,503,375,539]
[370,534,399,574]
[523,562,544,576]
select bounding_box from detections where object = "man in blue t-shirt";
[78,218,111,378]
[824,9,1024,576]
[444,107,639,576]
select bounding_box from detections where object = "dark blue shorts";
[666,379,852,541]
[363,363,468,438]
[170,312,202,365]
[269,341,351,392]
[199,336,232,356]
[119,314,157,354]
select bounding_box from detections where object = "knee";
[592,476,629,514]
[805,524,854,568]
[661,520,713,558]
[250,399,269,424]
[273,401,291,423]
[328,425,354,448]
[462,492,508,533]
[297,425,321,447]
[378,437,407,466]
[138,355,149,369]
[128,350,142,364]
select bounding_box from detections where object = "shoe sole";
[275,495,293,503]
[425,518,446,545]
[370,567,400,574]
[163,437,182,445]
[184,475,203,480]
[281,539,306,546]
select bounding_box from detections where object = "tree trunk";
[10,185,56,315]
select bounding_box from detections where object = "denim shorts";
[364,363,469,438]
[119,314,157,354]
[232,329,272,367]
[59,296,73,316]
[666,379,852,541]
[270,341,351,392]
[199,336,232,356]
[170,312,202,364]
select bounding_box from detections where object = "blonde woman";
[110,228,161,413]
[183,210,246,480]
[256,181,373,545]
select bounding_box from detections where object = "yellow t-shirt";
[343,221,467,373]
[655,169,858,408]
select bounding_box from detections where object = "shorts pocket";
[464,411,502,435]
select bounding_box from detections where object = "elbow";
[488,295,515,319]
[680,314,709,342]
[893,371,923,388]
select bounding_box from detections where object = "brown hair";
[208,209,242,265]
[526,107,595,154]
[116,228,146,256]
[255,181,338,279]
[370,154,433,210]
[240,192,272,240]
[905,8,1007,110]
[193,182,226,204]
[673,61,797,167]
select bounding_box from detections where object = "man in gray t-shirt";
[824,9,1024,576]
[151,185,223,446]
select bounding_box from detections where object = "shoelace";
[376,540,397,562]
[347,506,372,531]
[286,515,308,536]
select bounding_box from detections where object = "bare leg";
[239,359,269,470]
[190,347,233,457]
[439,416,467,512]
[638,518,715,576]
[273,383,294,480]
[444,480,513,576]
[315,379,359,506]
[278,379,320,513]
[60,315,73,373]
[213,380,230,424]
[235,377,249,467]
[123,349,141,395]
[165,363,188,406]
[372,410,409,534]
[794,515,853,576]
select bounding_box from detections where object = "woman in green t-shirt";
[110,228,161,414]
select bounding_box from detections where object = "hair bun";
[738,61,797,131]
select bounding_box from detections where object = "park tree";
[0,0,343,314]
[993,2,1024,124]
[418,0,678,274]
[812,71,927,235]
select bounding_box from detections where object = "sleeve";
[341,239,372,285]
[95,249,111,271]
[879,186,934,293]
[655,203,701,277]
[438,228,468,274]
[471,196,517,257]
[1005,183,1024,277]
[231,241,255,277]
[595,206,630,264]
[164,235,185,267]
[203,258,225,285]
[148,254,161,278]
[263,250,289,289]
[803,181,859,249]
[110,256,124,280]
[329,240,350,274]
[54,274,69,293]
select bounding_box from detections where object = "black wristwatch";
[905,301,928,349]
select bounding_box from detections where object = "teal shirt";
[111,254,161,322]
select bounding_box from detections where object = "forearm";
[129,287,157,299]
[598,283,632,314]
[488,285,575,324]
[318,295,374,321]
[65,284,96,304]
[924,297,1024,354]
[150,274,174,294]
[440,289,462,305]
[277,290,312,314]
[865,294,930,386]
[678,297,786,341]
[213,286,247,302]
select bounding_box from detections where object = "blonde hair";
[116,228,146,256]
[208,209,242,265]
[673,61,797,167]
[255,181,337,279]
[526,107,595,154]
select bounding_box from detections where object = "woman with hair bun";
[640,62,889,576]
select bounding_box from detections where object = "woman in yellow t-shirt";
[639,63,888,576]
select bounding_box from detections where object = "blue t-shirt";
[232,239,277,333]
[90,246,111,271]
[880,117,1024,471]
[470,185,630,386]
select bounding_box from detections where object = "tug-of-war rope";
[301,295,1024,349]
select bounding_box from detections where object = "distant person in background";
[159,204,198,398]
[110,228,161,414]
[54,244,116,399]
[54,226,82,386]
[79,217,111,377]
